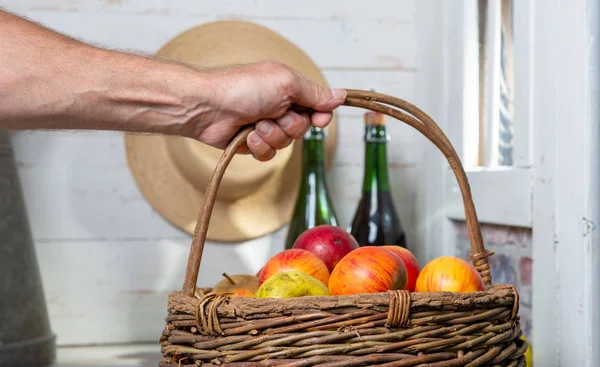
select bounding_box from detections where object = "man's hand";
[191,62,346,161]
[0,10,346,162]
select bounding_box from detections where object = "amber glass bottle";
[349,111,407,248]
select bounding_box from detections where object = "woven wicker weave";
[158,90,526,367]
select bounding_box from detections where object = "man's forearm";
[0,10,209,136]
[0,10,346,160]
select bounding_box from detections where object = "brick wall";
[454,221,532,339]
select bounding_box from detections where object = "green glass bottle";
[349,111,407,248]
[284,126,338,249]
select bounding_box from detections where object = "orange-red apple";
[328,246,408,295]
[382,246,420,292]
[415,256,484,293]
[259,249,330,286]
[213,273,259,297]
[292,225,359,272]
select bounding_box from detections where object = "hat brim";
[124,20,337,242]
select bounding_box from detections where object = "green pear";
[254,271,330,298]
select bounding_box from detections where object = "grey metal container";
[0,131,56,367]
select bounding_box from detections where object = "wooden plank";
[483,0,501,167]
[531,0,600,365]
[5,10,417,69]
[11,131,185,240]
[460,0,481,168]
[511,0,534,167]
[4,0,416,22]
[529,0,560,364]
[412,0,452,263]
[551,0,599,365]
[36,235,284,345]
[444,167,532,228]
[438,0,479,167]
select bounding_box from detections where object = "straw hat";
[124,20,337,242]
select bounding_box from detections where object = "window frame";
[442,0,532,229]
[438,0,600,365]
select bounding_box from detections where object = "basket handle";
[181,89,493,297]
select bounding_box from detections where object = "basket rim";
[166,283,520,325]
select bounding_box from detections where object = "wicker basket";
[158,90,527,367]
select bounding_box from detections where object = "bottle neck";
[301,126,327,177]
[362,125,390,192]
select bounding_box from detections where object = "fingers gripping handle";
[181,90,492,297]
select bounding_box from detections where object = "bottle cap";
[364,111,386,126]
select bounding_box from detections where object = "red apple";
[259,249,330,286]
[382,246,420,292]
[328,246,408,295]
[415,256,484,293]
[292,225,359,272]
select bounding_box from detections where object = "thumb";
[286,70,346,111]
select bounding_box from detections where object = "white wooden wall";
[1,0,443,346]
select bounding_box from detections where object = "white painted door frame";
[530,0,600,366]
[435,0,600,365]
